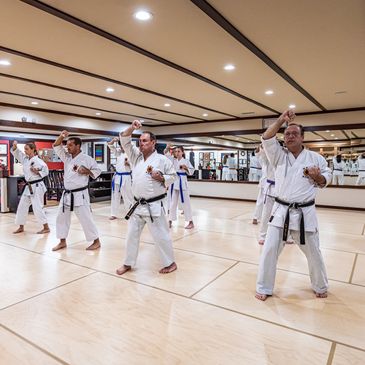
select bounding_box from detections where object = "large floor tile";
[352,254,365,286]
[319,231,365,254]
[332,344,365,365]
[194,262,365,350]
[46,235,235,297]
[0,273,331,365]
[0,327,61,365]
[0,244,94,309]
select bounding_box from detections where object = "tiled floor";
[0,198,364,364]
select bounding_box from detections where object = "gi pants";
[259,195,275,241]
[332,172,344,185]
[56,204,99,241]
[124,209,175,268]
[15,184,47,226]
[253,185,264,221]
[256,226,328,295]
[169,189,193,222]
[111,180,133,217]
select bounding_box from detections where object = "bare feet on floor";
[159,262,177,274]
[315,291,328,298]
[185,221,194,229]
[255,292,270,301]
[252,219,258,225]
[109,216,117,220]
[258,239,265,245]
[116,265,131,275]
[13,227,24,234]
[37,227,50,234]
[86,240,101,250]
[52,242,67,251]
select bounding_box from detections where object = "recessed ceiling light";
[134,10,153,21]
[202,113,208,117]
[334,137,338,140]
[0,59,11,66]
[326,130,330,132]
[164,103,171,107]
[335,91,347,94]
[224,64,235,71]
[265,90,274,95]
[106,87,114,93]
[31,101,39,105]
[288,104,296,109]
[330,134,335,137]
[95,112,101,116]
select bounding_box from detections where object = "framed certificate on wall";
[0,144,8,154]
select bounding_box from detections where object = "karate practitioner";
[107,137,133,219]
[227,153,238,181]
[52,131,102,251]
[356,153,365,185]
[168,146,195,229]
[332,154,345,185]
[222,155,229,181]
[249,149,262,182]
[116,120,177,275]
[256,110,331,301]
[11,141,50,234]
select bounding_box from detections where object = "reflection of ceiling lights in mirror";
[326,130,330,132]
[134,10,153,21]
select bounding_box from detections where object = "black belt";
[359,170,365,172]
[275,197,315,245]
[63,185,89,212]
[334,169,343,171]
[125,193,167,222]
[23,177,44,195]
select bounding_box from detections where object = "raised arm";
[262,110,295,140]
[53,130,69,162]
[10,140,26,164]
[107,137,121,156]
[119,120,142,165]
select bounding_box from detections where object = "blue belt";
[264,179,275,203]
[112,172,131,192]
[267,179,275,185]
[171,172,187,203]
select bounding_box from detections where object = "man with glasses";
[256,110,332,301]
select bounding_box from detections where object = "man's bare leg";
[159,262,177,274]
[315,291,328,298]
[116,265,131,275]
[13,225,24,234]
[37,223,50,234]
[255,292,270,301]
[86,238,101,250]
[252,219,258,225]
[185,221,194,229]
[52,238,67,251]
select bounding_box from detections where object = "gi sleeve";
[120,136,141,166]
[11,148,26,165]
[318,155,332,188]
[38,159,49,178]
[162,156,177,188]
[187,160,195,176]
[261,136,284,168]
[88,157,102,179]
[53,144,68,163]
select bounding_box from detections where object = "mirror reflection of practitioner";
[332,154,345,185]
[356,152,365,185]
[256,110,332,301]
[10,141,50,234]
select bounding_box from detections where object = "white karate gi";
[252,153,265,221]
[54,145,101,241]
[227,156,237,181]
[11,149,49,226]
[108,145,133,217]
[332,157,345,185]
[120,136,177,268]
[169,157,195,222]
[222,165,229,180]
[256,137,332,295]
[257,149,276,241]
[249,155,262,181]
[356,156,365,185]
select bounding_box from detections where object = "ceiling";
[0,0,364,145]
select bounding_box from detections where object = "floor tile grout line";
[189,261,240,298]
[0,323,71,365]
[326,342,337,365]
[0,271,97,311]
[348,253,358,284]
[362,223,365,236]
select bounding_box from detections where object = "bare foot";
[86,240,101,250]
[286,239,295,244]
[52,242,67,251]
[116,265,131,275]
[315,291,328,298]
[185,221,194,229]
[159,262,177,274]
[109,216,117,220]
[252,219,258,225]
[258,239,265,245]
[255,292,270,301]
[169,220,172,228]
[37,228,50,234]
[13,227,24,234]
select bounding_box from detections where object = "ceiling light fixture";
[106,87,114,93]
[0,59,11,66]
[288,104,296,109]
[265,90,274,95]
[334,137,338,140]
[330,134,335,137]
[31,101,39,105]
[164,103,171,107]
[224,64,235,71]
[134,10,153,21]
[326,130,330,133]
[202,113,208,117]
[95,112,101,116]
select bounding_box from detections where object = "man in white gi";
[356,152,365,185]
[252,147,265,225]
[52,131,102,251]
[107,137,133,219]
[249,149,262,182]
[227,153,238,181]
[256,110,331,301]
[116,120,177,275]
[332,154,345,185]
[11,141,50,234]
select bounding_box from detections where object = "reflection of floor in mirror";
[0,198,364,364]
